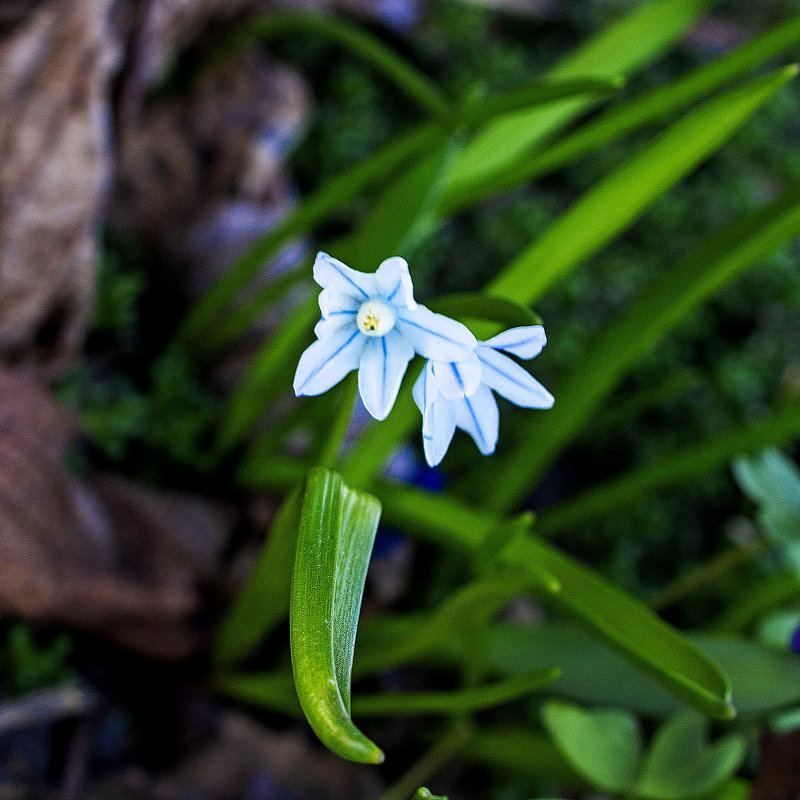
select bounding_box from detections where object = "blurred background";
[0,0,799,798]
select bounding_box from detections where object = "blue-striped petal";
[314,314,357,340]
[313,252,377,300]
[357,330,415,420]
[476,345,554,409]
[395,305,476,362]
[376,256,417,310]
[432,353,482,400]
[413,364,456,467]
[294,326,366,396]
[319,288,360,318]
[454,384,499,456]
[483,325,547,359]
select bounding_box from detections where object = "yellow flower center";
[357,298,396,337]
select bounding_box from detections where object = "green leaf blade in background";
[541,701,643,793]
[290,467,383,763]
[213,486,302,669]
[503,534,735,719]
[444,13,800,212]
[488,66,798,306]
[445,0,707,200]
[487,184,800,510]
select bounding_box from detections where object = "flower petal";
[483,325,547,359]
[313,251,377,300]
[314,315,356,340]
[319,288,360,318]
[294,326,366,396]
[395,305,476,362]
[376,256,417,310]
[413,364,456,468]
[357,330,414,420]
[432,353,482,399]
[454,383,499,455]
[476,345,554,408]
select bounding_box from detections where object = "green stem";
[318,374,359,469]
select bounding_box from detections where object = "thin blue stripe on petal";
[476,345,554,408]
[454,384,498,455]
[432,354,482,399]
[358,330,414,420]
[483,325,547,359]
[313,252,377,299]
[395,305,476,362]
[294,327,366,396]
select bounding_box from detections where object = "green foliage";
[0,624,74,698]
[289,468,383,763]
[412,789,447,800]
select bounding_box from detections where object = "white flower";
[413,325,554,467]
[294,252,477,420]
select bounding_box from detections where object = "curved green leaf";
[488,184,800,510]
[634,713,747,800]
[542,701,643,793]
[290,468,383,763]
[502,534,735,719]
[413,789,447,800]
[488,66,798,306]
[212,11,450,119]
[426,293,542,330]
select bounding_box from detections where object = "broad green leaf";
[212,11,450,119]
[351,669,560,717]
[413,790,447,800]
[446,0,706,200]
[443,14,800,213]
[535,403,800,535]
[487,185,800,510]
[488,66,798,306]
[290,467,383,763]
[541,701,642,792]
[213,486,302,668]
[502,534,735,719]
[710,780,752,800]
[179,123,439,347]
[634,713,747,800]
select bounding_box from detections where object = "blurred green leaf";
[488,185,800,510]
[352,669,560,717]
[535,403,800,535]
[213,487,302,669]
[488,66,798,306]
[633,713,747,800]
[502,535,735,719]
[213,10,450,119]
[290,467,383,763]
[444,14,800,212]
[446,0,707,201]
[426,293,542,331]
[412,789,447,800]
[541,701,642,792]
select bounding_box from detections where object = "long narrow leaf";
[488,66,798,305]
[446,0,707,199]
[501,534,735,719]
[535,404,800,536]
[487,185,800,510]
[442,14,800,213]
[290,468,383,763]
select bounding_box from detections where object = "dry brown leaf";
[0,0,116,375]
[0,365,236,659]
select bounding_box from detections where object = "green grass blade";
[535,403,800,536]
[350,669,560,717]
[502,534,735,719]
[290,467,383,763]
[412,789,448,800]
[213,11,450,119]
[426,293,542,330]
[178,123,439,347]
[442,14,800,213]
[487,185,800,510]
[213,486,302,668]
[488,66,798,306]
[446,0,707,201]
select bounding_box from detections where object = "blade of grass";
[535,403,800,536]
[488,66,798,306]
[486,184,800,510]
